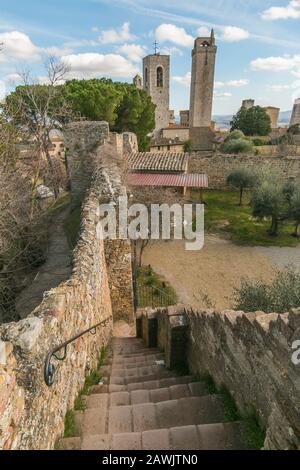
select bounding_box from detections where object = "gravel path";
[254,245,300,270]
[15,208,72,319]
[142,236,278,311]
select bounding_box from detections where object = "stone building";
[143,53,170,132]
[263,106,280,130]
[290,98,300,127]
[133,74,142,89]
[242,99,255,109]
[180,110,190,127]
[189,30,217,150]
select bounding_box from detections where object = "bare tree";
[1,56,74,200]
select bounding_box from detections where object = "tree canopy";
[62,79,156,150]
[227,168,256,205]
[230,106,271,136]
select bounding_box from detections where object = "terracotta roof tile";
[128,152,189,173]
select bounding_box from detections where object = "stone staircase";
[60,337,248,450]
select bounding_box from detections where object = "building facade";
[143,54,170,132]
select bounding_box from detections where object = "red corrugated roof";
[127,173,209,188]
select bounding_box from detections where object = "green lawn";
[192,190,299,247]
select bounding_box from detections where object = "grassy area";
[192,189,299,247]
[63,410,76,439]
[196,373,266,450]
[63,347,107,438]
[136,266,178,308]
[48,193,71,216]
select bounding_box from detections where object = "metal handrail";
[44,317,111,387]
[136,283,174,309]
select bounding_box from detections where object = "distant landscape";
[213,110,292,129]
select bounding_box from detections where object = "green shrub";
[224,130,245,142]
[252,138,266,146]
[223,138,254,154]
[234,268,300,313]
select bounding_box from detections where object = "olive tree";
[290,190,300,237]
[227,168,256,205]
[250,179,287,236]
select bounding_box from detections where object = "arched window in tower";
[157,66,163,88]
[145,67,148,85]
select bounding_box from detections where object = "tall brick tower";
[143,50,170,133]
[189,30,217,150]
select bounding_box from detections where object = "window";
[145,67,148,85]
[157,66,163,87]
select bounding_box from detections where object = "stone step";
[107,364,167,379]
[91,375,196,394]
[60,422,246,450]
[86,382,209,408]
[107,395,225,434]
[114,349,161,359]
[106,370,175,386]
[111,353,165,367]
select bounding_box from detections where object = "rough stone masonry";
[0,122,135,450]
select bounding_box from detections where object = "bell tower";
[143,47,170,132]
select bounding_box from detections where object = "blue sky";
[0,0,300,114]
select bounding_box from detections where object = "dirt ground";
[142,236,279,311]
[113,320,136,338]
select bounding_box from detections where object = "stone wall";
[66,123,135,327]
[138,306,300,450]
[0,183,113,450]
[190,152,300,189]
[0,122,135,450]
[64,121,109,202]
[186,308,300,450]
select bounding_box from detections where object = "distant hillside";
[213,110,292,129]
[175,110,292,129]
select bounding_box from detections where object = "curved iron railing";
[44,317,111,387]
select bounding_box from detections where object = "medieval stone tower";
[133,74,142,89]
[290,98,300,127]
[189,30,217,150]
[143,53,170,132]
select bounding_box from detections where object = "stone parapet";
[138,306,300,450]
[190,152,300,189]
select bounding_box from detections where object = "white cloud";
[154,24,194,48]
[117,44,146,63]
[172,72,191,87]
[62,53,137,79]
[98,22,136,44]
[214,92,232,99]
[228,79,249,87]
[267,81,300,92]
[197,26,211,36]
[215,79,249,88]
[262,1,300,21]
[160,46,183,56]
[173,74,249,89]
[0,31,41,63]
[251,55,300,71]
[220,26,250,42]
[0,80,6,101]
